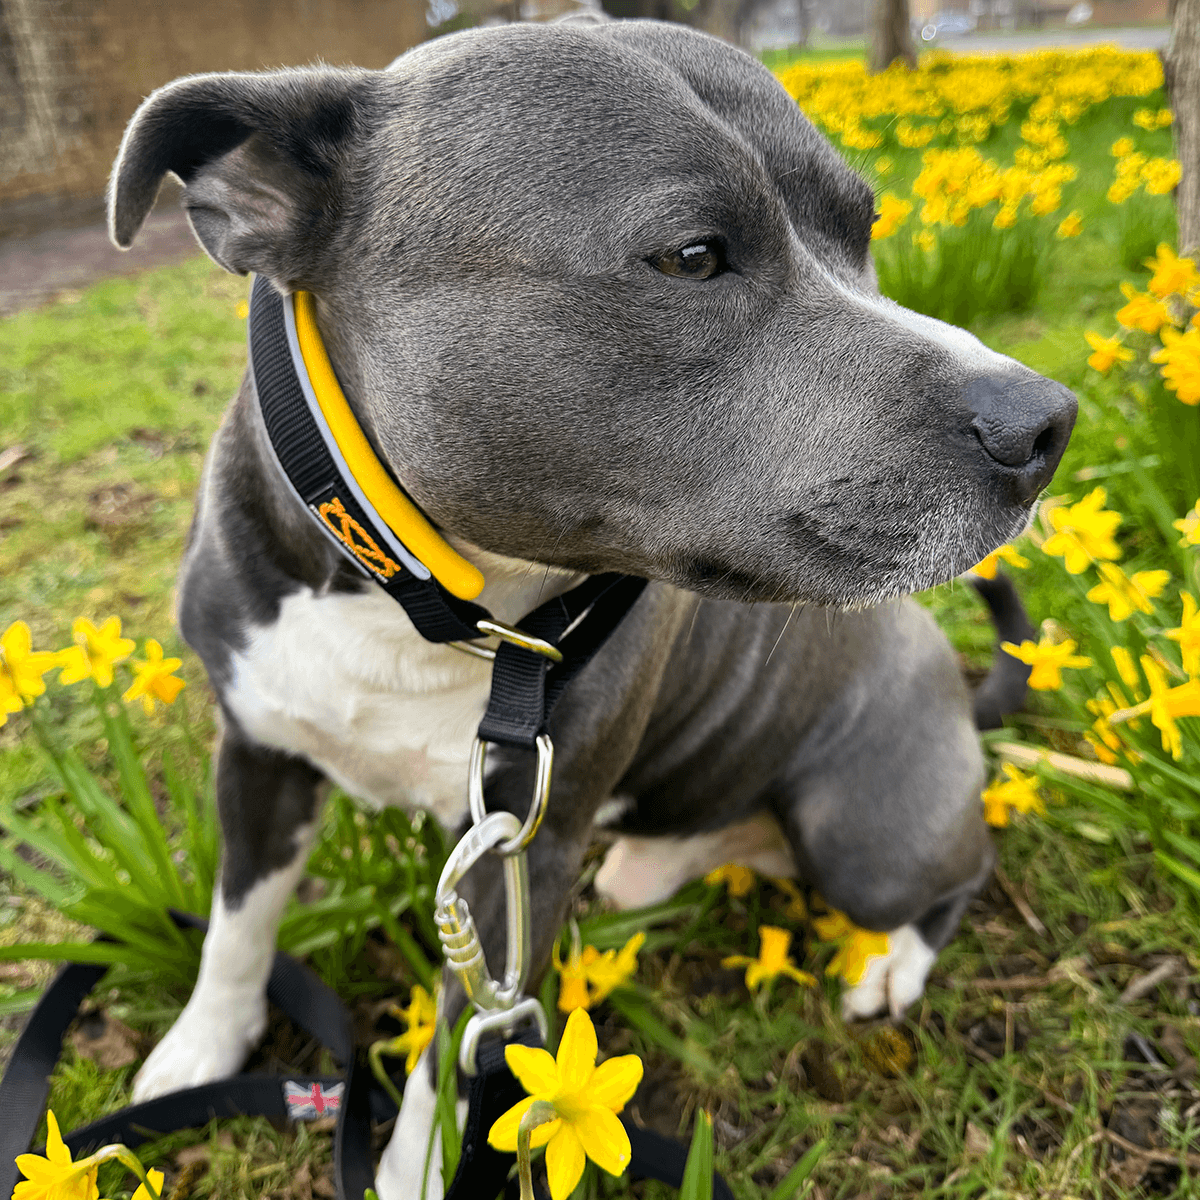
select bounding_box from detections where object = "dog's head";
[109,19,1074,607]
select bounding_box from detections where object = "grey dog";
[107,15,1074,1197]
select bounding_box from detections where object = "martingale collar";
[246,274,648,750]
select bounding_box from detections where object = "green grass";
[2,85,1199,1200]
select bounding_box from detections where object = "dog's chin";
[662,509,1033,608]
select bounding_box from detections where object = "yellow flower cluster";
[1108,144,1183,204]
[981,763,1045,827]
[0,616,185,727]
[776,48,1163,153]
[1007,478,1200,762]
[1086,245,1200,405]
[554,930,645,1012]
[903,145,1076,232]
[1132,106,1174,130]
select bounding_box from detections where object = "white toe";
[840,925,937,1021]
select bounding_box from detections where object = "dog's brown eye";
[653,242,725,280]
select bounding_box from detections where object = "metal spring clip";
[434,732,555,1074]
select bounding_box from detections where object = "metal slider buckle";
[468,733,554,857]
[459,997,548,1077]
[448,618,564,663]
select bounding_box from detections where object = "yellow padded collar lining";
[292,291,485,601]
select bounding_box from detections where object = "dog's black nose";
[966,374,1076,503]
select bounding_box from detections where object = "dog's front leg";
[133,727,323,1102]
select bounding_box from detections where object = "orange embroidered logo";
[317,496,402,579]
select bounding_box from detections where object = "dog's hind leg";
[132,730,323,1102]
[777,614,995,1021]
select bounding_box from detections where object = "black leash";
[0,914,732,1200]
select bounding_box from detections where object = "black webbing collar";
[0,914,734,1200]
[248,275,647,748]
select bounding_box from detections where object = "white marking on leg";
[131,823,318,1102]
[841,924,937,1021]
[376,1047,468,1200]
[594,812,796,909]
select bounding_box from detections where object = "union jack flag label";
[283,1080,344,1120]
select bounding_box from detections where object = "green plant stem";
[367,1038,408,1112]
[516,1101,559,1200]
[78,1144,161,1199]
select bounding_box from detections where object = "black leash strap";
[478,573,647,750]
[0,913,389,1200]
[0,920,733,1200]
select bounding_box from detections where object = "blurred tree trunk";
[795,0,810,48]
[869,0,915,72]
[1167,0,1200,254]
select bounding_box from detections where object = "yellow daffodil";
[1055,211,1083,239]
[384,984,437,1075]
[704,862,756,898]
[1141,655,1200,761]
[871,193,912,240]
[124,1169,165,1200]
[914,229,936,253]
[1151,326,1200,405]
[1111,136,1135,157]
[14,1111,99,1200]
[553,935,593,1014]
[1085,693,1124,765]
[1085,563,1170,622]
[811,909,890,985]
[1144,244,1200,300]
[1115,282,1173,334]
[580,932,645,1005]
[59,617,135,689]
[980,763,1046,827]
[1175,500,1200,547]
[1111,645,1142,691]
[1,621,58,702]
[488,1008,642,1200]
[770,876,808,921]
[1042,488,1122,573]
[971,543,1030,579]
[1084,331,1134,374]
[121,639,186,715]
[1107,178,1138,204]
[1001,635,1093,690]
[1142,157,1182,196]
[1166,592,1200,679]
[722,925,816,993]
[0,671,22,728]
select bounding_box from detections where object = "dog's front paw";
[375,1048,469,1200]
[840,924,937,1022]
[131,991,267,1103]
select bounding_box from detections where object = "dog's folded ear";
[108,67,372,287]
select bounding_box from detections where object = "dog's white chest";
[224,583,493,825]
[222,551,581,826]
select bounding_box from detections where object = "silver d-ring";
[467,733,554,856]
